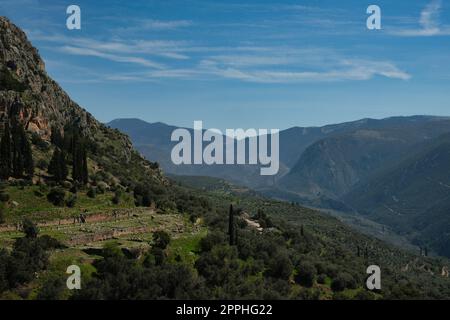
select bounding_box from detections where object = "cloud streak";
[59,46,166,69]
[28,29,410,84]
[390,0,450,36]
[201,58,411,83]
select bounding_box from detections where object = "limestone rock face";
[0,16,94,139]
[0,16,164,184]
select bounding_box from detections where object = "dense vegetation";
[0,219,62,295]
[1,178,439,300]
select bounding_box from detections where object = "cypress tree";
[10,123,33,178]
[22,128,34,177]
[0,122,12,179]
[50,126,63,149]
[49,148,67,182]
[71,133,80,183]
[48,148,60,180]
[81,144,88,184]
[72,133,88,184]
[11,123,22,178]
[60,150,68,181]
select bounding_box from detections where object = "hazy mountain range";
[109,116,450,257]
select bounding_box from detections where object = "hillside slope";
[344,133,450,257]
[0,17,164,188]
[280,116,450,200]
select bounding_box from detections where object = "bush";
[264,251,293,280]
[0,66,28,92]
[47,187,65,206]
[96,181,108,194]
[65,194,77,208]
[112,190,121,205]
[294,261,317,287]
[22,218,39,238]
[200,231,226,252]
[331,272,357,292]
[33,190,44,197]
[149,247,166,266]
[152,231,171,250]
[87,187,96,198]
[38,235,64,250]
[317,273,327,284]
[37,276,66,300]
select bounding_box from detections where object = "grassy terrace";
[2,186,135,223]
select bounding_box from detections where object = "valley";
[111,116,450,259]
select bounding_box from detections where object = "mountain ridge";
[0,16,165,188]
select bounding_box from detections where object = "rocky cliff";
[0,16,164,185]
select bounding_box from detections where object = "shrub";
[87,187,96,198]
[96,181,108,194]
[33,190,44,197]
[200,231,226,252]
[112,190,121,205]
[331,272,357,292]
[47,187,65,206]
[38,235,64,250]
[317,273,327,284]
[0,66,28,92]
[65,194,77,208]
[149,247,166,266]
[294,261,317,287]
[264,251,293,280]
[22,218,39,238]
[152,231,171,250]
[37,276,66,300]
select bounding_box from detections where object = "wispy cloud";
[201,58,411,83]
[30,31,190,62]
[78,51,410,84]
[115,19,193,35]
[28,29,410,84]
[134,19,193,30]
[59,46,165,69]
[390,0,450,36]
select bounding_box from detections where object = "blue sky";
[1,0,450,130]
